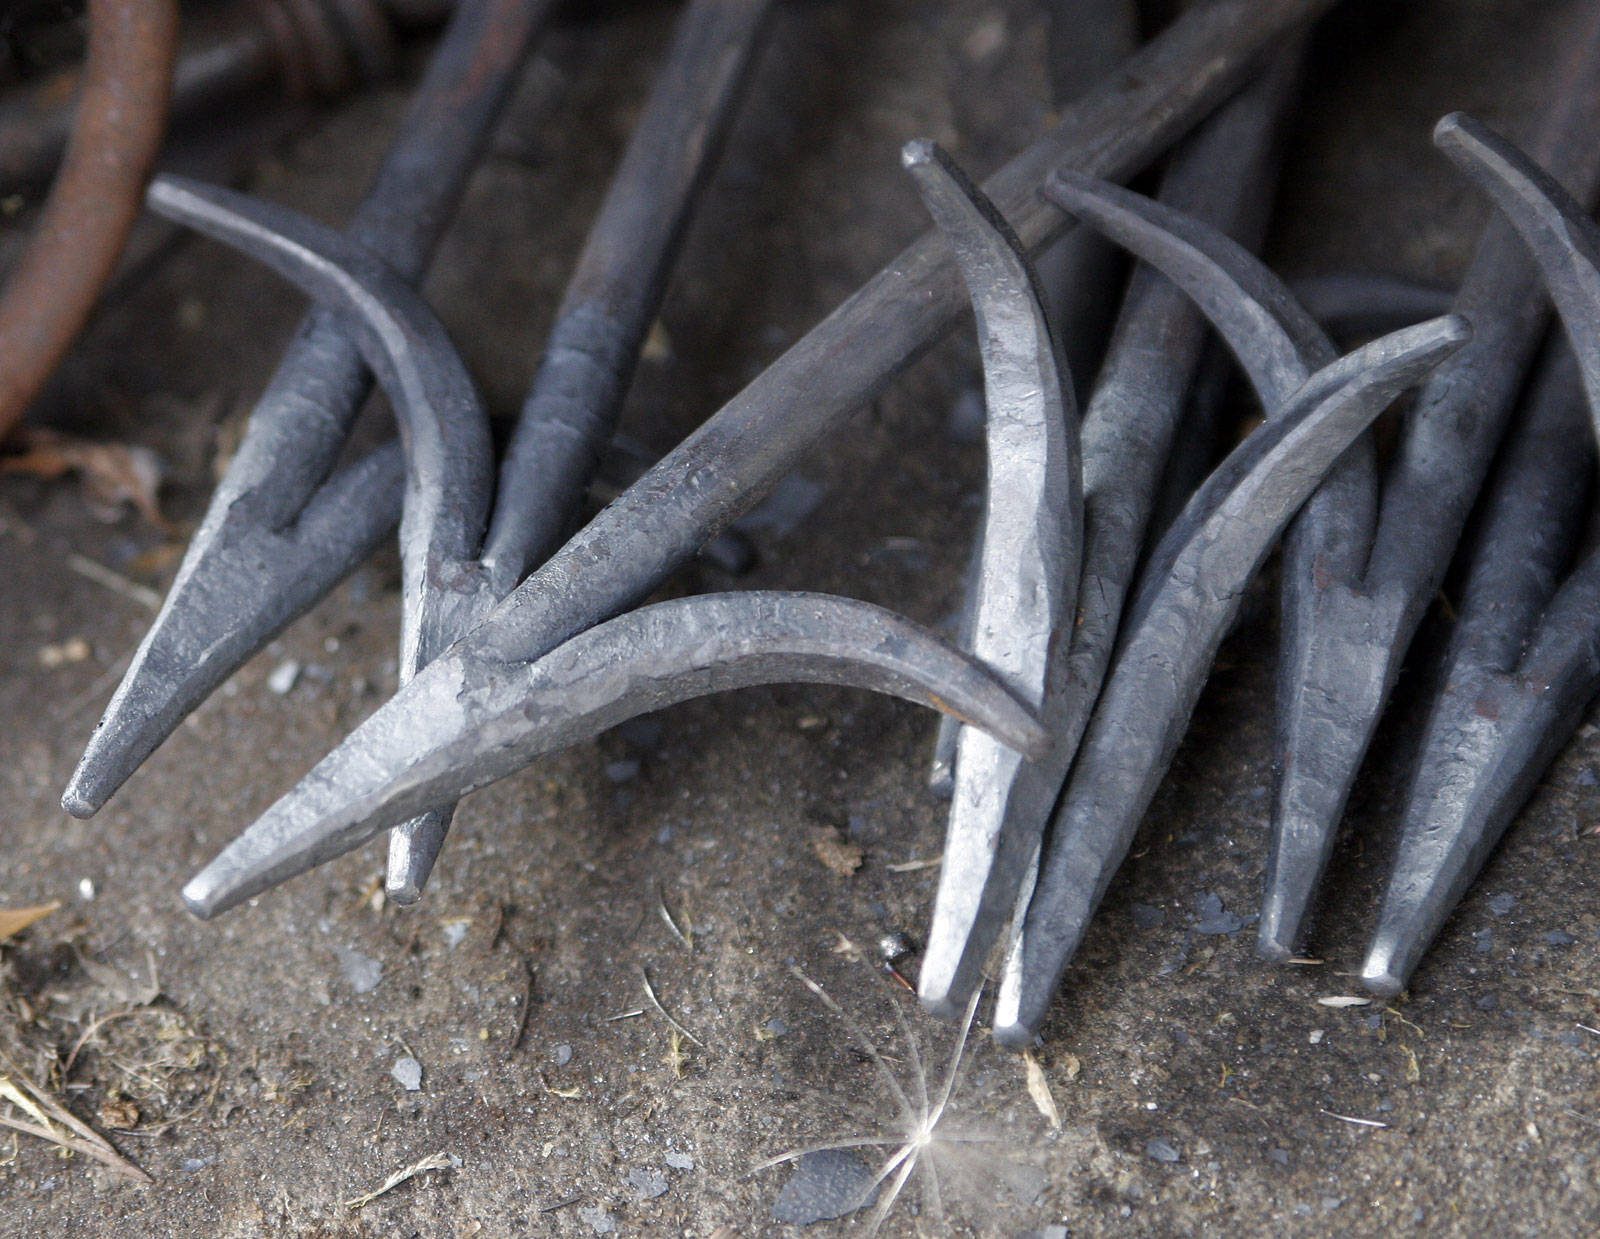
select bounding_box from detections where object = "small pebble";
[763,1018,788,1038]
[1546,930,1575,947]
[180,1155,216,1174]
[554,1044,573,1067]
[1309,1030,1324,1045]
[877,931,916,964]
[266,659,302,695]
[1194,893,1244,936]
[1488,893,1516,917]
[1268,1148,1290,1166]
[1473,928,1493,953]
[627,1167,670,1199]
[665,1150,694,1171]
[1476,993,1499,1011]
[77,877,95,902]
[604,758,641,784]
[391,1055,423,1091]
[335,946,383,994]
[1131,903,1165,930]
[772,1149,878,1224]
[1145,1138,1181,1164]
[578,1205,617,1234]
[441,921,470,949]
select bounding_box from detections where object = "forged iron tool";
[134,0,1337,915]
[986,168,1468,1043]
[1256,18,1600,962]
[385,0,776,906]
[175,145,1056,922]
[0,0,178,443]
[906,138,1081,1022]
[919,59,1300,1017]
[1362,113,1600,995]
[924,0,1139,804]
[62,0,551,820]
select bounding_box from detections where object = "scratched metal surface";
[1,2,1597,1235]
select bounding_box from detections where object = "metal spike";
[1363,339,1595,996]
[1257,26,1600,960]
[180,592,1052,918]
[916,60,1301,1017]
[1361,108,1600,994]
[61,0,548,818]
[387,0,775,903]
[899,139,1081,1019]
[993,315,1470,1045]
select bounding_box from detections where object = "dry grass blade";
[0,1053,150,1182]
[1022,1051,1061,1130]
[641,967,704,1047]
[0,902,60,945]
[345,1150,457,1208]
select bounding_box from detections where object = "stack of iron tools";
[17,0,1600,1046]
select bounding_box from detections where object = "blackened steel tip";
[1432,110,1469,146]
[60,781,100,821]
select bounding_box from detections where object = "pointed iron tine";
[927,57,1300,802]
[993,316,1470,1046]
[1258,21,1600,963]
[1042,167,1336,402]
[385,0,775,906]
[180,591,1052,918]
[60,0,547,818]
[61,443,405,819]
[1434,111,1600,434]
[1362,340,1595,997]
[900,140,1081,1019]
[144,173,497,677]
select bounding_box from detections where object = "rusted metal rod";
[0,0,179,442]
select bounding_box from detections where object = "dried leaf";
[1401,1044,1420,1085]
[1,428,169,530]
[345,1150,458,1209]
[1061,1052,1081,1082]
[0,902,60,945]
[1022,1051,1061,1130]
[811,826,864,877]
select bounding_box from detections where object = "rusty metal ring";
[0,0,179,443]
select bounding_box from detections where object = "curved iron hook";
[180,591,1052,918]
[900,140,1082,1018]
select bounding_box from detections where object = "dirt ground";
[2,1,1599,1235]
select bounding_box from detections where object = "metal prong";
[901,140,1080,1019]
[1434,111,1600,431]
[1363,340,1595,996]
[1362,107,1600,994]
[385,0,775,905]
[61,443,404,818]
[60,0,545,817]
[143,174,496,672]
[1042,167,1335,402]
[994,317,1470,1046]
[180,592,1051,919]
[1258,21,1600,962]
